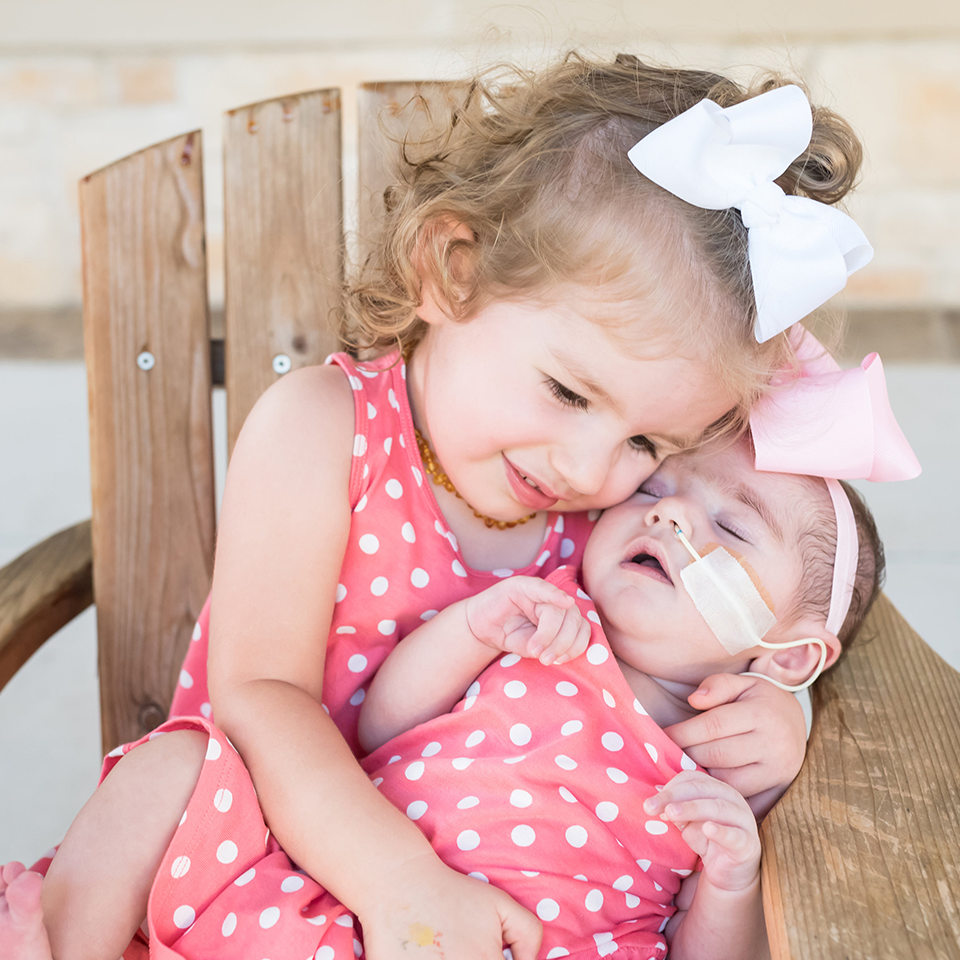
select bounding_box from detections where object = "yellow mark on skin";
[700,543,776,614]
[408,923,440,948]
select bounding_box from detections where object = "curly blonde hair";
[344,52,863,418]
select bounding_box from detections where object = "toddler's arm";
[647,770,770,960]
[359,576,590,752]
[664,672,807,817]
[206,368,541,960]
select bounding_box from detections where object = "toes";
[0,861,27,889]
[5,870,44,922]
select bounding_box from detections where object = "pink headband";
[824,478,858,636]
[751,326,920,637]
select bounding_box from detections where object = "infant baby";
[354,433,881,960]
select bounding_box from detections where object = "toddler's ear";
[413,218,476,323]
[748,621,842,689]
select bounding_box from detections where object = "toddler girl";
[2,54,874,960]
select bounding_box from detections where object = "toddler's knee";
[114,728,209,793]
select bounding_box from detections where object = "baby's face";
[582,436,812,686]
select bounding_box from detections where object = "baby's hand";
[664,672,806,816]
[464,577,591,665]
[643,770,761,894]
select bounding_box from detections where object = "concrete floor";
[1,359,959,864]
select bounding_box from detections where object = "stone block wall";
[1,0,959,315]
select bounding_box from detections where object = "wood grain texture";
[223,89,343,453]
[357,81,470,256]
[80,131,215,753]
[761,592,960,959]
[0,521,93,692]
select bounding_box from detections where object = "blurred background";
[1,0,958,862]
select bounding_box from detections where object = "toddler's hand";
[643,770,760,894]
[464,576,591,665]
[663,672,806,817]
[360,857,542,960]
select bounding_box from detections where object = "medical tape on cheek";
[678,545,778,656]
[674,524,828,692]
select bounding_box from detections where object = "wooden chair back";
[75,81,960,960]
[80,82,466,750]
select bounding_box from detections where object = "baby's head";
[346,53,864,416]
[581,434,884,690]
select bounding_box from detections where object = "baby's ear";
[748,620,842,689]
[412,217,477,324]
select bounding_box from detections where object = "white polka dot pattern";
[168,348,600,754]
[105,562,701,958]
[143,354,691,959]
[144,568,696,960]
[353,567,702,958]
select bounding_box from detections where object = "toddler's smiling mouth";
[503,456,559,510]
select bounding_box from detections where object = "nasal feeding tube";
[673,524,828,693]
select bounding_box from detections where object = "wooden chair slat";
[761,592,960,959]
[80,132,216,752]
[223,90,343,454]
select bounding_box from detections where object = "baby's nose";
[644,497,693,536]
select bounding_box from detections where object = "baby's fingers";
[536,606,590,665]
[689,819,762,893]
[656,795,755,836]
[644,769,742,816]
[701,819,757,856]
[508,576,576,612]
[525,602,567,657]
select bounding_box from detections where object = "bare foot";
[0,863,53,960]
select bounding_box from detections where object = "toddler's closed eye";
[629,435,658,458]
[546,377,588,411]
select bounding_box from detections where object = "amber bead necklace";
[414,428,537,530]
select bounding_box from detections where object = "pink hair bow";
[750,327,921,482]
[751,326,919,638]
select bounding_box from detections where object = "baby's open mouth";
[628,553,673,585]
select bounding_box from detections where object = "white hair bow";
[627,85,873,342]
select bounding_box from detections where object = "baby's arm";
[664,673,807,817]
[359,576,590,752]
[647,771,770,960]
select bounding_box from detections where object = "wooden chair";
[1,83,958,960]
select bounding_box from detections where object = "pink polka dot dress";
[362,567,701,959]
[169,350,598,755]
[89,567,699,960]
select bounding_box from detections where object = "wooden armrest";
[761,592,960,959]
[0,520,94,692]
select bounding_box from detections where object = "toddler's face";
[410,284,737,522]
[582,437,814,686]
